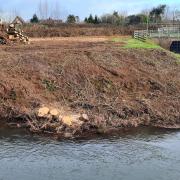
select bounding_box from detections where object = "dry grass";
[154,38,172,50]
[23,24,135,38]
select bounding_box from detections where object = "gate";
[134,30,148,42]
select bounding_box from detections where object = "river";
[0,125,180,180]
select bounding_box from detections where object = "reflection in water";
[0,125,180,180]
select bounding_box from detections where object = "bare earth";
[30,36,111,42]
[0,37,179,137]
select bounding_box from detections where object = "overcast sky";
[0,0,180,21]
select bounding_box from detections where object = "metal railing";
[149,26,180,39]
[134,27,180,40]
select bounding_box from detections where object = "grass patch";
[172,53,180,64]
[42,79,57,92]
[124,39,161,49]
[174,53,180,59]
[112,37,161,49]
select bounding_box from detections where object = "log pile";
[32,107,90,137]
[0,32,9,45]
[10,106,91,138]
[0,24,9,45]
[6,24,29,44]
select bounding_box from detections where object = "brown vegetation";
[0,37,179,138]
[23,24,135,37]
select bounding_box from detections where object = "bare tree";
[51,0,61,19]
[6,8,20,23]
[174,9,180,21]
[100,11,126,25]
[163,5,170,21]
[141,9,151,31]
[38,0,49,20]
[38,0,44,19]
[44,0,49,19]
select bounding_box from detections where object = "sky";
[0,0,180,21]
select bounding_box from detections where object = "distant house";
[12,16,25,25]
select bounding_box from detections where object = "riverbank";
[0,36,179,138]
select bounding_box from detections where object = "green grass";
[112,37,161,49]
[124,39,161,49]
[174,53,180,59]
[172,53,180,64]
[112,37,180,64]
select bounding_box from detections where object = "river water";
[0,125,180,180]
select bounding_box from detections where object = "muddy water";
[0,126,180,180]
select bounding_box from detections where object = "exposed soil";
[0,36,179,138]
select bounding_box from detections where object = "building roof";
[12,16,25,25]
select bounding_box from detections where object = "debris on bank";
[8,106,93,138]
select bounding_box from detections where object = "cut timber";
[62,116,73,126]
[6,24,30,44]
[50,109,59,116]
[61,115,83,127]
[38,107,50,117]
[8,35,15,40]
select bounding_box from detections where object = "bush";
[30,14,39,23]
[66,15,76,24]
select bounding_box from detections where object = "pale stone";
[38,107,50,117]
[81,114,89,121]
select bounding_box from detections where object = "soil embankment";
[0,37,179,138]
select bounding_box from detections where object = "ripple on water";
[0,127,180,180]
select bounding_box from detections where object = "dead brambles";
[0,39,179,137]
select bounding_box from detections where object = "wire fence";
[134,26,180,40]
[149,26,180,38]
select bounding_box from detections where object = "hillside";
[0,37,179,137]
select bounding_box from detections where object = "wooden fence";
[134,30,148,41]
